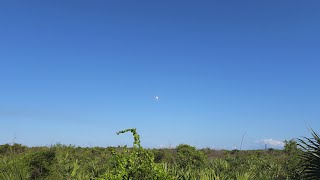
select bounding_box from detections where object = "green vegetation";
[298,129,320,179]
[0,128,319,179]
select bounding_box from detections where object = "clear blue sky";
[0,0,319,149]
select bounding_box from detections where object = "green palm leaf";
[297,129,320,179]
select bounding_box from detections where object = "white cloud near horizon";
[257,139,285,148]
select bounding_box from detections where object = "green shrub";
[101,128,172,180]
[283,139,303,179]
[25,149,56,179]
[0,143,27,154]
[153,149,175,164]
[176,144,207,169]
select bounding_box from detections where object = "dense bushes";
[176,144,207,169]
[283,139,303,179]
[0,143,27,154]
[102,128,171,180]
[26,149,56,179]
[0,128,319,179]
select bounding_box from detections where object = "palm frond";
[297,128,320,179]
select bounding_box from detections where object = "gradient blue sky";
[1,0,319,149]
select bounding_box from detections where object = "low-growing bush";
[101,128,172,180]
[26,149,56,179]
[176,144,207,169]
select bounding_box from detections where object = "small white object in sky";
[155,96,159,101]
